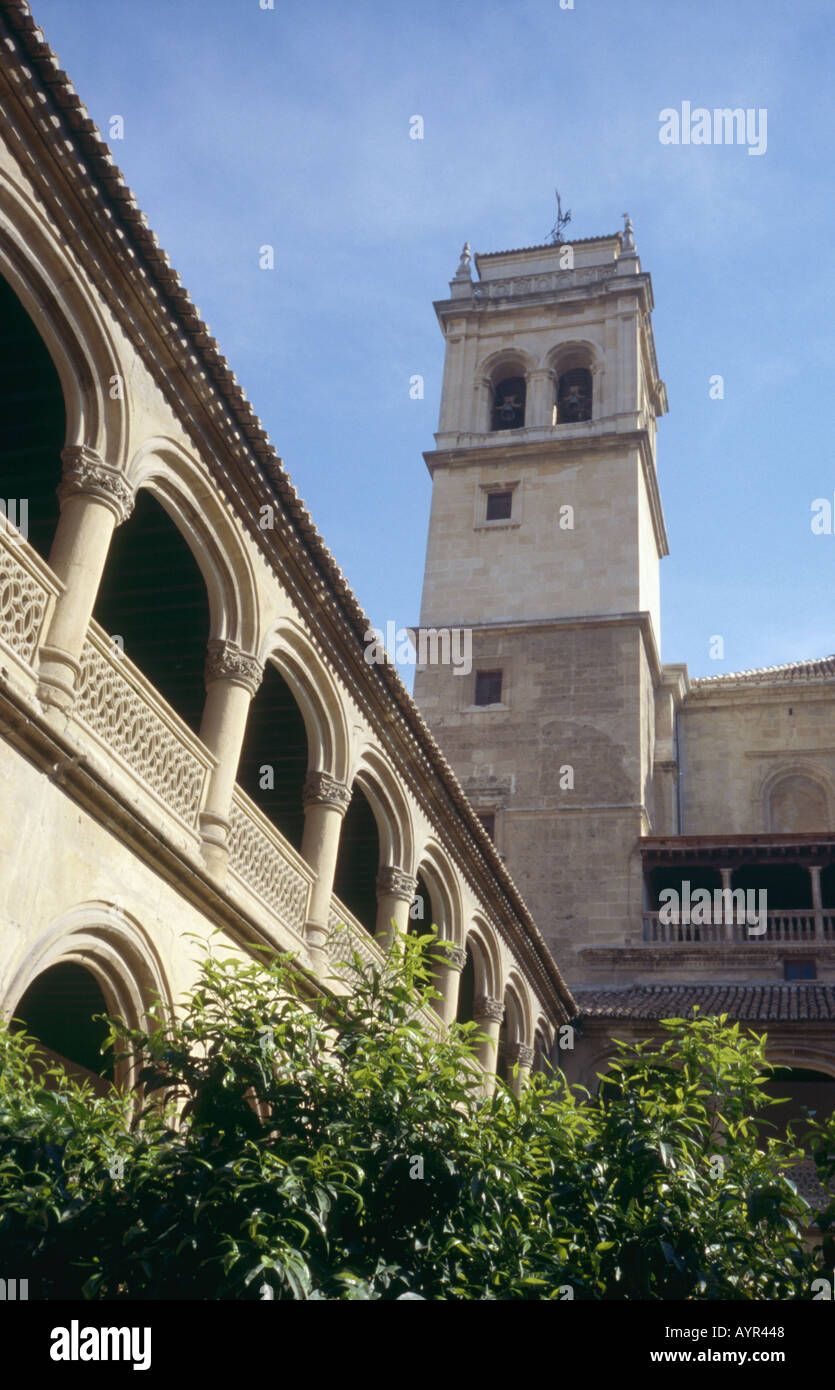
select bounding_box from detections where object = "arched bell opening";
[490,375,526,431]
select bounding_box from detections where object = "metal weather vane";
[548,189,572,245]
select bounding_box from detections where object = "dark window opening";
[410,871,433,938]
[474,670,502,706]
[13,963,112,1082]
[557,367,593,423]
[476,812,496,840]
[332,785,379,936]
[733,863,812,911]
[0,273,66,562]
[456,947,475,1025]
[784,959,817,981]
[237,663,307,851]
[491,376,525,431]
[93,490,210,734]
[485,490,512,522]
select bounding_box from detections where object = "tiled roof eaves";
[475,233,622,260]
[691,656,835,691]
[0,1,574,1018]
[574,983,835,1023]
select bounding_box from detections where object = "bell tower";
[414,219,670,978]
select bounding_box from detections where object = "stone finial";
[58,445,135,525]
[473,994,504,1025]
[204,639,264,695]
[302,770,352,813]
[452,241,472,281]
[376,865,418,902]
[621,213,636,253]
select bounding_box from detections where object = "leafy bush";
[1,930,831,1299]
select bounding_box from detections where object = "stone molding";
[376,865,417,902]
[474,993,504,1024]
[58,446,135,525]
[203,639,264,695]
[302,770,352,813]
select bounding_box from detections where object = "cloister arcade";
[0,129,567,1100]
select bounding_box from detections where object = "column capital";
[436,940,467,971]
[204,639,264,696]
[58,446,135,525]
[506,1041,535,1068]
[376,865,417,902]
[302,770,352,813]
[474,994,504,1025]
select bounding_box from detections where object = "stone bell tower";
[413,219,671,980]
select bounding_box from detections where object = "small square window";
[784,960,816,981]
[474,670,502,706]
[485,490,513,522]
[476,812,496,840]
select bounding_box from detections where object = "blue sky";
[31,0,835,680]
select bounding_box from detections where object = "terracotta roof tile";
[573,983,835,1023]
[691,656,835,691]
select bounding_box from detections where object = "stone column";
[528,368,555,427]
[375,866,417,953]
[810,865,823,939]
[430,941,466,1026]
[198,640,264,875]
[473,994,504,1094]
[506,1041,535,1095]
[38,446,135,711]
[719,867,734,941]
[301,771,352,967]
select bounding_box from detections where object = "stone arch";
[475,347,537,433]
[350,744,416,873]
[0,174,129,465]
[463,917,503,1000]
[533,1017,555,1074]
[546,339,600,424]
[2,901,174,1090]
[758,764,833,834]
[503,971,534,1047]
[412,838,464,945]
[259,619,352,783]
[544,338,601,377]
[127,437,260,652]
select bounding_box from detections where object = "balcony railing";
[227,787,312,937]
[642,911,835,945]
[0,525,58,674]
[74,621,215,834]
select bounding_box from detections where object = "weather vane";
[548,189,572,245]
